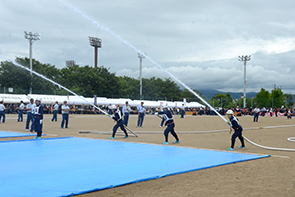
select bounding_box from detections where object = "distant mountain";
[198,89,257,100]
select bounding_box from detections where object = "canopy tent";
[27,94,68,104]
[0,94,29,104]
[0,94,205,108]
[186,102,206,108]
[132,100,159,107]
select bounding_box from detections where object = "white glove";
[40,119,43,124]
[155,112,158,116]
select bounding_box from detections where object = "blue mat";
[0,137,270,197]
[0,131,37,138]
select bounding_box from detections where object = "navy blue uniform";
[229,116,245,148]
[158,110,179,143]
[111,109,128,138]
[34,104,44,138]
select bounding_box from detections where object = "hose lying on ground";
[243,135,295,152]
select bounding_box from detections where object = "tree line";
[208,88,293,109]
[0,57,292,108]
[0,57,203,102]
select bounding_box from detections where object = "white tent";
[173,101,185,108]
[27,94,68,104]
[186,102,206,108]
[0,94,29,103]
[0,94,205,108]
[131,100,160,107]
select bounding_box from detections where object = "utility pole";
[138,53,145,100]
[89,37,102,68]
[24,31,40,94]
[238,55,251,109]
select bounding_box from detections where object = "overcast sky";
[1,0,295,94]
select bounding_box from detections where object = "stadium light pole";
[238,55,251,109]
[66,60,75,67]
[89,36,102,68]
[138,53,145,100]
[24,31,40,94]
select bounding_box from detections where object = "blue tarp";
[0,137,270,197]
[0,131,36,138]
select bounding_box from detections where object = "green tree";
[16,57,61,94]
[270,88,285,108]
[236,97,254,108]
[119,76,139,99]
[59,65,120,97]
[211,93,233,108]
[142,77,181,101]
[180,89,204,103]
[0,58,60,94]
[253,88,271,108]
[0,60,31,93]
[0,58,207,104]
[284,94,294,108]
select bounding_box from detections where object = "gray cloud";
[1,0,295,94]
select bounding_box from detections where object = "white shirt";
[62,104,70,114]
[26,103,33,112]
[19,103,25,110]
[253,108,260,113]
[31,103,36,113]
[0,104,5,111]
[54,104,59,111]
[122,105,131,114]
[137,105,145,113]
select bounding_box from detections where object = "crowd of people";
[0,99,294,150]
[1,101,294,118]
[174,106,295,117]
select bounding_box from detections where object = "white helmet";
[110,104,117,109]
[227,110,233,115]
[35,98,42,102]
[162,105,168,109]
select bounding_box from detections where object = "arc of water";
[57,0,230,125]
[55,1,295,152]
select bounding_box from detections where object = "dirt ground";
[1,113,295,197]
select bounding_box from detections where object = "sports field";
[1,114,295,197]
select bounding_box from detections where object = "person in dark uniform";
[226,110,245,151]
[109,105,129,139]
[33,98,44,139]
[159,104,166,127]
[160,116,165,127]
[155,105,179,145]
